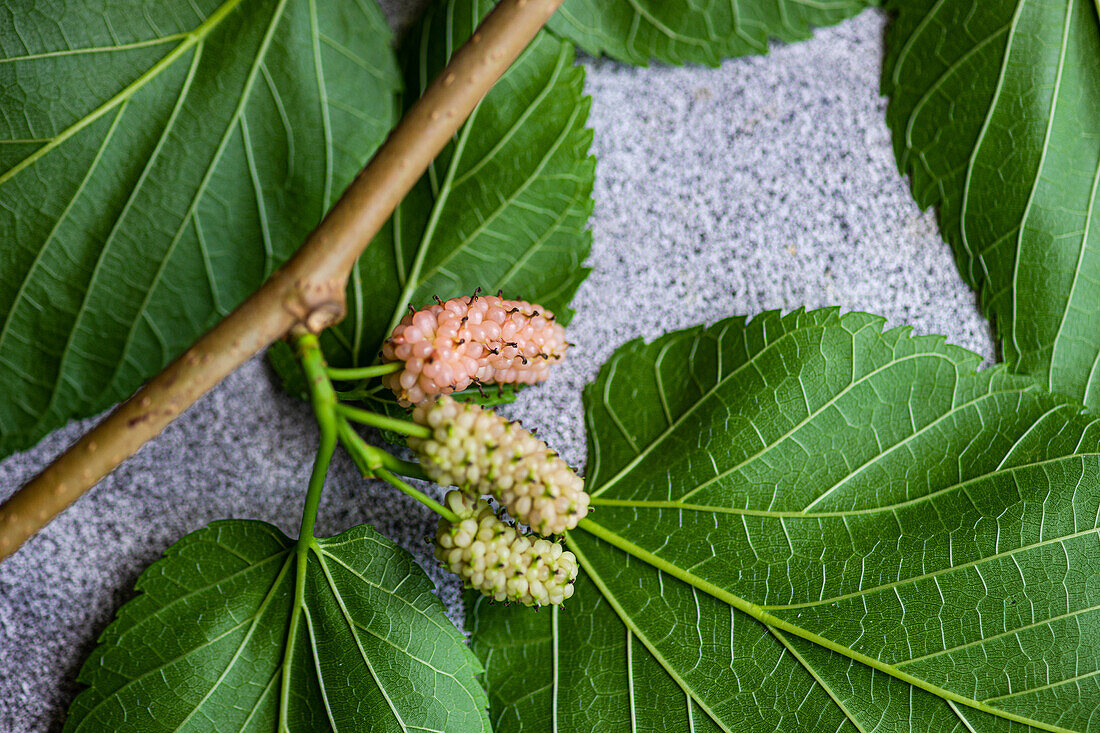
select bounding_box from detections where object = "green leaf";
[0,0,400,459]
[545,0,870,67]
[311,0,594,374]
[472,560,1027,732]
[473,307,1100,731]
[882,0,1100,409]
[66,520,489,732]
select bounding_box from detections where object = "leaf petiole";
[335,403,431,439]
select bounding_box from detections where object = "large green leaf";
[472,563,1027,732]
[472,307,1100,731]
[545,0,870,66]
[66,520,489,732]
[0,0,399,459]
[306,0,593,375]
[883,0,1100,408]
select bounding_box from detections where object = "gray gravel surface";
[0,6,994,730]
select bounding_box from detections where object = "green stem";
[333,384,383,402]
[337,419,429,480]
[326,362,402,381]
[375,467,459,523]
[335,403,431,439]
[296,333,339,544]
[336,419,452,520]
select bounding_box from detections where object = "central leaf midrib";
[573,520,1078,733]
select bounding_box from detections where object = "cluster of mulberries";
[382,294,568,406]
[410,396,589,536]
[435,491,577,607]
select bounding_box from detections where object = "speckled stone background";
[0,5,995,730]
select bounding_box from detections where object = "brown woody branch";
[0,0,564,561]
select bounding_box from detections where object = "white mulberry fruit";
[410,396,589,536]
[436,491,577,607]
[382,293,568,406]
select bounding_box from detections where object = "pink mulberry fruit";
[382,293,568,406]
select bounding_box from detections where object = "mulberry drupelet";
[382,293,568,406]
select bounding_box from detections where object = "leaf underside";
[883,0,1100,409]
[472,307,1100,731]
[66,520,489,732]
[0,0,400,459]
[546,0,870,66]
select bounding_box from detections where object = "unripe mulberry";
[436,491,577,607]
[410,396,589,536]
[382,293,568,406]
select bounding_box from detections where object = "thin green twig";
[336,419,452,521]
[335,403,431,438]
[337,418,428,480]
[376,467,458,523]
[326,362,402,381]
[333,383,384,402]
